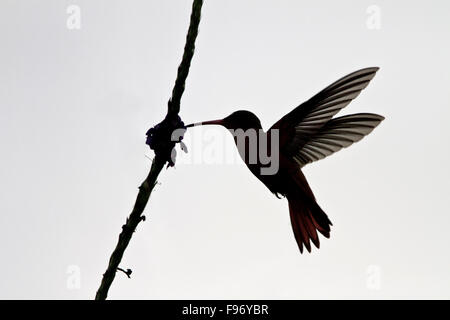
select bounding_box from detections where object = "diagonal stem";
[95,0,203,300]
[168,0,203,116]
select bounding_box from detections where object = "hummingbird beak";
[185,119,224,128]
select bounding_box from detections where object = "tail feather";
[288,204,305,253]
[287,191,332,253]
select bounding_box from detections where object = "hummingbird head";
[186,110,262,130]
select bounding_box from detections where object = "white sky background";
[0,0,449,299]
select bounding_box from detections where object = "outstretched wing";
[270,67,380,156]
[293,113,384,167]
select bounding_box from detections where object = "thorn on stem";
[117,267,132,278]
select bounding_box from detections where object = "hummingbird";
[186,67,384,253]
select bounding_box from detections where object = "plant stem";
[95,0,203,300]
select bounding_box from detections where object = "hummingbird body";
[186,68,384,253]
[228,126,297,197]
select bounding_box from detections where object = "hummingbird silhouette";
[186,67,384,253]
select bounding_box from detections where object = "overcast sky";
[1,0,449,299]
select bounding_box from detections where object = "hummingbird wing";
[293,113,384,167]
[270,67,379,158]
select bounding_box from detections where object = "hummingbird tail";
[287,180,332,253]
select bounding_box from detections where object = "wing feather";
[293,113,384,167]
[270,67,380,155]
